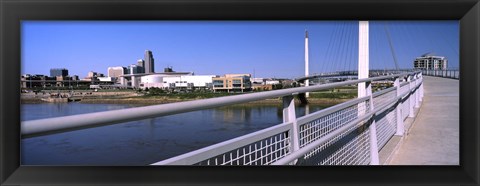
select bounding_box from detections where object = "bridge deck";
[388,76,459,165]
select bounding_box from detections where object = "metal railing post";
[408,75,415,117]
[419,74,423,102]
[283,95,299,157]
[366,81,379,165]
[421,77,424,100]
[414,74,420,108]
[394,78,404,136]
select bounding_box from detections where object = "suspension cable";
[384,22,400,70]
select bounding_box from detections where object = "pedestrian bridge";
[21,70,461,165]
[386,75,459,165]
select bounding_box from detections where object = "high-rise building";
[144,50,155,74]
[50,68,68,77]
[137,59,145,73]
[129,64,140,75]
[414,54,448,70]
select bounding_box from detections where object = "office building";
[144,50,155,74]
[414,54,448,70]
[129,64,140,75]
[108,66,126,78]
[164,67,174,72]
[87,71,97,78]
[50,68,68,77]
[137,59,145,73]
[212,74,252,93]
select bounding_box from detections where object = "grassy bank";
[22,90,356,106]
[79,96,351,106]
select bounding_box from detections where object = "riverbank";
[80,97,350,106]
[22,96,350,106]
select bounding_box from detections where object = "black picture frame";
[1,0,479,185]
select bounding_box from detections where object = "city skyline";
[22,21,459,79]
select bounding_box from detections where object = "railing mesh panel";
[194,130,291,165]
[297,121,371,165]
[375,105,397,150]
[373,89,396,109]
[298,99,370,148]
[400,82,410,96]
[296,99,371,165]
[425,70,460,78]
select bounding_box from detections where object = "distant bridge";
[295,69,458,83]
[295,69,416,83]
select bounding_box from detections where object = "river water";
[21,102,329,165]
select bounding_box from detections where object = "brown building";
[212,74,252,93]
[253,84,274,91]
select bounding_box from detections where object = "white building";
[138,74,214,90]
[251,78,265,85]
[414,54,448,70]
[139,74,164,89]
[97,77,115,82]
[162,75,215,89]
[121,72,191,89]
[265,80,280,85]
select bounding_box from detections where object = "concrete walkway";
[388,76,459,165]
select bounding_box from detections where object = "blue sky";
[22,21,459,79]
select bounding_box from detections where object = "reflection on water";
[21,102,328,165]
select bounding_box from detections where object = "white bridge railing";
[421,69,459,79]
[22,72,424,165]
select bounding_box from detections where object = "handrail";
[152,122,293,165]
[154,77,422,165]
[296,96,370,125]
[21,72,419,138]
[272,81,422,165]
[421,69,459,79]
[372,86,396,98]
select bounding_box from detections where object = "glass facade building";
[144,50,155,73]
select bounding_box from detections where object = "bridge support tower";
[305,30,310,97]
[358,21,379,165]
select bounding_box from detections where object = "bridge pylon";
[305,29,310,97]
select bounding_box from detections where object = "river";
[21,102,330,165]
